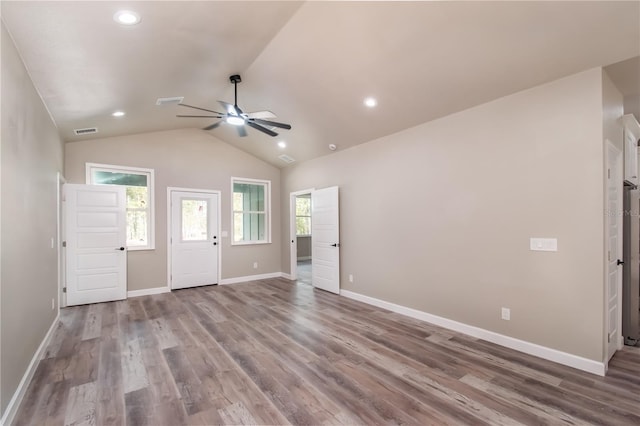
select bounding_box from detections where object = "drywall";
[65,128,281,291]
[603,70,625,152]
[297,236,311,259]
[281,68,606,361]
[1,22,64,415]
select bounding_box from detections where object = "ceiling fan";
[177,74,291,137]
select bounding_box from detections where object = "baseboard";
[281,273,293,280]
[1,312,60,426]
[340,289,606,376]
[127,286,170,298]
[220,272,284,285]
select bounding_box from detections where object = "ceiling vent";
[156,96,184,106]
[73,127,98,135]
[278,154,296,164]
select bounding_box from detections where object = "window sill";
[231,240,271,246]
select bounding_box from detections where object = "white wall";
[65,128,281,291]
[282,68,606,361]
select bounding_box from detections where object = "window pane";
[296,217,311,235]
[296,197,311,216]
[127,210,148,246]
[126,186,148,209]
[93,171,147,187]
[233,183,265,212]
[234,212,265,242]
[182,199,208,241]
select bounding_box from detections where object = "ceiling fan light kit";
[176,74,291,138]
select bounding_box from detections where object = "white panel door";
[606,141,623,361]
[312,186,340,294]
[170,191,219,289]
[65,184,127,306]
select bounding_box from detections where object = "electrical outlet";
[253,262,258,269]
[349,274,354,283]
[501,307,510,321]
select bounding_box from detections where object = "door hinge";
[63,287,67,293]
[608,168,611,179]
[607,333,611,343]
[62,241,67,248]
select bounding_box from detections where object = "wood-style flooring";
[13,278,640,425]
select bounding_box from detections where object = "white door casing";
[169,189,220,290]
[312,186,340,294]
[605,140,623,362]
[65,184,127,306]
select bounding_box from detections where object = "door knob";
[617,259,624,265]
[115,247,125,251]
[213,242,217,246]
[331,243,340,247]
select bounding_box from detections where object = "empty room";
[2,1,640,425]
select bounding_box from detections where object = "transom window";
[87,163,155,250]
[232,177,271,245]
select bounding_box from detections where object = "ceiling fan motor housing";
[230,74,242,84]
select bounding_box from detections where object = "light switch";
[530,237,558,252]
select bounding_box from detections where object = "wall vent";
[156,96,184,106]
[73,127,98,135]
[278,154,296,164]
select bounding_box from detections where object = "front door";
[606,141,623,361]
[312,186,340,294]
[170,190,219,290]
[65,184,127,306]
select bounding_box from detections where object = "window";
[296,195,311,236]
[87,163,155,250]
[232,177,271,244]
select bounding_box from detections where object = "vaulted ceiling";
[2,1,639,167]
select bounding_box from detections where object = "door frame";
[289,188,315,280]
[167,187,222,289]
[57,172,66,308]
[604,139,623,369]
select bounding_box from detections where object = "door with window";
[65,184,127,306]
[170,190,219,289]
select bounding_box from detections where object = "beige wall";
[281,68,606,361]
[1,23,64,415]
[65,128,281,291]
[297,236,311,259]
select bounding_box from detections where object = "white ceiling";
[2,1,639,167]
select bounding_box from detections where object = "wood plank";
[64,382,97,426]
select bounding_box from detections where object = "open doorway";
[290,189,314,284]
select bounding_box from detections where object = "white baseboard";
[281,273,293,280]
[1,312,60,426]
[340,289,606,376]
[220,272,284,285]
[127,286,170,298]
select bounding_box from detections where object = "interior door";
[606,141,623,361]
[312,186,340,294]
[65,184,127,306]
[170,191,219,290]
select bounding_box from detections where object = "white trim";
[289,188,315,281]
[340,289,606,376]
[167,187,222,290]
[220,272,283,285]
[57,172,67,308]
[1,312,60,426]
[85,162,156,250]
[231,177,272,245]
[127,286,170,298]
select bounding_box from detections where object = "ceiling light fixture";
[364,97,377,108]
[226,116,245,126]
[112,111,125,117]
[277,141,287,148]
[114,10,141,25]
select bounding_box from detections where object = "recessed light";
[112,111,125,117]
[277,141,287,148]
[364,97,377,108]
[114,10,141,25]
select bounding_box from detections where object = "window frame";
[86,162,155,251]
[231,177,271,246]
[295,195,312,237]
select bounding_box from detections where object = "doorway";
[290,189,314,284]
[168,188,221,290]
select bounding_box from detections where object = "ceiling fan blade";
[245,110,277,119]
[246,121,278,137]
[178,103,225,115]
[177,115,223,118]
[236,126,248,137]
[250,118,292,130]
[203,121,223,131]
[218,101,239,116]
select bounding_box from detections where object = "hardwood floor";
[13,278,640,425]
